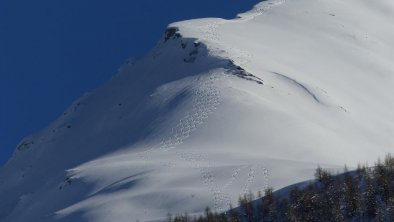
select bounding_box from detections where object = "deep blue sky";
[0,0,261,166]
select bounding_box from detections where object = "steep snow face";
[1,0,394,221]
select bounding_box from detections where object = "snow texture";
[1,0,394,221]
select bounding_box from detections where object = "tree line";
[167,154,394,221]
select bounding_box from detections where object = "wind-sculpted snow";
[1,0,394,221]
[272,72,320,103]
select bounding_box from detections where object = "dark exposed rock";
[227,60,264,85]
[17,140,34,151]
[164,27,182,42]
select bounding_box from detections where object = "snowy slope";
[1,0,394,221]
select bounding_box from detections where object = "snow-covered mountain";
[1,0,394,221]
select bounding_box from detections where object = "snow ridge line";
[133,14,274,211]
[237,0,287,22]
[95,3,287,210]
[196,0,287,43]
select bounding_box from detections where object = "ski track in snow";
[130,70,269,213]
[79,3,282,214]
[132,6,277,211]
[136,71,222,161]
[222,166,247,191]
[5,0,394,221]
[134,71,232,211]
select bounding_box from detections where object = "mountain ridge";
[1,0,394,221]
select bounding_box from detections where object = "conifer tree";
[387,197,394,221]
[343,172,361,218]
[365,178,377,219]
[262,187,277,222]
[228,205,241,222]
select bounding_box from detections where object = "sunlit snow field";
[1,0,394,221]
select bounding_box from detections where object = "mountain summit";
[1,0,394,221]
